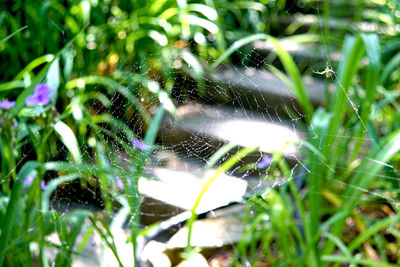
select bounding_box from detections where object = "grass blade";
[324,233,356,266]
[0,161,41,266]
[185,146,258,255]
[202,142,238,172]
[211,33,269,69]
[324,129,400,254]
[379,52,400,85]
[212,33,313,119]
[0,25,27,45]
[41,174,80,213]
[321,255,399,267]
[348,215,400,252]
[128,104,165,265]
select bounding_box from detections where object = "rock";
[252,38,341,62]
[276,14,398,36]
[141,240,171,267]
[139,166,248,214]
[45,216,132,267]
[160,104,302,162]
[176,253,210,267]
[207,67,325,107]
[167,216,244,249]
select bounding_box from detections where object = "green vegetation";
[0,0,399,266]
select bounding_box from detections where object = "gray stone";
[167,216,244,249]
[252,38,341,62]
[160,104,303,162]
[139,165,248,214]
[207,67,326,106]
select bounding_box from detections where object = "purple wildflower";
[0,100,15,109]
[131,137,149,151]
[116,176,124,191]
[257,156,273,169]
[25,83,53,107]
[24,175,35,186]
[40,180,48,190]
[13,121,18,128]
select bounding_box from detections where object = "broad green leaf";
[53,121,82,163]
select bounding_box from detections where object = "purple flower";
[13,121,18,128]
[40,180,48,190]
[25,83,53,107]
[257,156,273,169]
[131,137,149,151]
[116,176,124,191]
[0,100,15,109]
[24,175,35,186]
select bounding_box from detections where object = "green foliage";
[231,31,400,267]
[0,0,400,266]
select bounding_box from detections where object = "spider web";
[3,2,400,266]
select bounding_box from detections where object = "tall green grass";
[0,19,171,266]
[228,31,400,266]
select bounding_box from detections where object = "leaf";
[12,30,84,116]
[148,30,168,46]
[182,50,204,81]
[187,4,218,20]
[212,33,313,119]
[202,142,237,173]
[55,209,91,266]
[0,161,41,266]
[79,0,91,25]
[0,81,25,92]
[62,49,74,82]
[66,75,151,125]
[348,215,400,252]
[41,174,80,213]
[268,37,313,120]
[186,146,258,251]
[324,233,356,266]
[212,33,270,69]
[14,54,55,82]
[53,121,82,163]
[46,57,60,103]
[380,52,400,85]
[18,105,51,117]
[321,255,399,267]
[0,25,27,45]
[325,129,400,255]
[184,14,218,34]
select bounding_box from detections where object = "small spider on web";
[312,63,335,78]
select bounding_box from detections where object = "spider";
[312,64,335,78]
